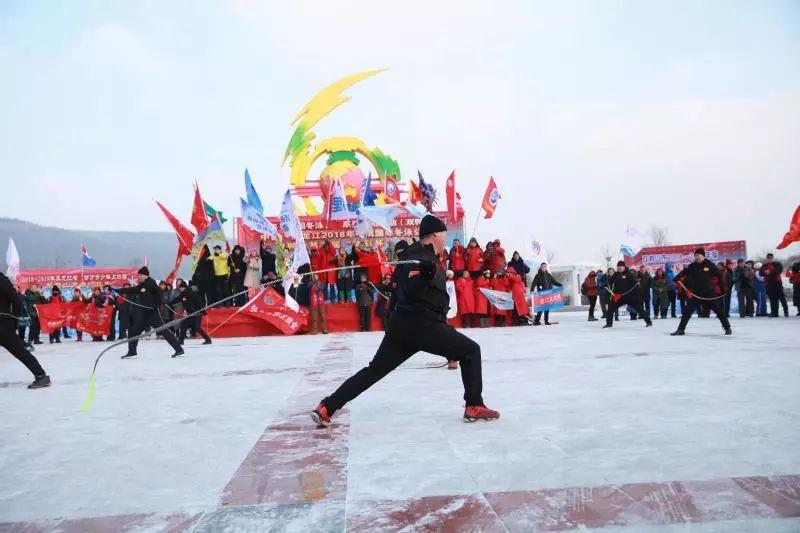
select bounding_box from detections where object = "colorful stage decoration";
[282,70,402,216]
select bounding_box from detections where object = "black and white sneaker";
[121,353,138,359]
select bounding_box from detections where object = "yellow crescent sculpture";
[283,70,401,214]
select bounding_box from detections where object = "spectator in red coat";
[474,270,490,327]
[455,270,476,328]
[581,271,600,321]
[508,271,530,324]
[465,238,484,278]
[490,270,511,327]
[492,239,507,272]
[320,240,338,302]
[437,249,449,271]
[449,239,467,278]
[483,242,497,274]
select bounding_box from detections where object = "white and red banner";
[623,241,747,272]
[75,305,115,337]
[17,268,138,292]
[241,286,307,335]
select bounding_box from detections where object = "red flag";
[156,201,195,255]
[35,302,69,334]
[75,305,114,337]
[241,286,307,335]
[165,248,183,285]
[445,171,460,223]
[776,203,800,250]
[408,179,423,204]
[191,184,209,235]
[481,176,501,219]
[383,174,400,204]
[354,248,383,284]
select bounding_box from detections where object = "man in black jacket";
[113,266,184,358]
[763,253,789,317]
[603,261,652,328]
[671,249,732,336]
[0,273,51,388]
[311,215,499,425]
[172,282,212,345]
[260,239,277,278]
[733,259,755,318]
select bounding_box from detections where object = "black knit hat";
[419,214,447,238]
[394,240,409,253]
[616,260,626,267]
[138,266,150,276]
[694,248,705,256]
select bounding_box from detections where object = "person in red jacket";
[437,249,449,271]
[483,242,496,274]
[320,240,338,302]
[492,239,506,272]
[465,238,484,278]
[474,270,491,327]
[789,262,800,316]
[508,271,530,325]
[455,270,476,327]
[449,239,467,278]
[490,270,511,327]
[581,271,600,321]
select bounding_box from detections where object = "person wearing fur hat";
[670,249,732,336]
[112,266,185,358]
[312,214,499,425]
[602,261,652,329]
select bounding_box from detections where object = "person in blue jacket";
[664,262,679,318]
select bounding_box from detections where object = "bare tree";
[648,225,670,247]
[601,243,612,267]
[546,248,557,264]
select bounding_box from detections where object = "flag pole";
[470,208,482,242]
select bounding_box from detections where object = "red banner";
[35,301,84,334]
[16,268,138,292]
[241,287,308,335]
[75,305,114,337]
[264,210,464,251]
[623,241,747,272]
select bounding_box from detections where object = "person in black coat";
[603,261,652,328]
[227,245,247,306]
[637,266,653,319]
[113,266,184,358]
[171,282,212,345]
[0,273,50,388]
[671,249,732,335]
[507,251,530,286]
[260,240,277,278]
[312,214,499,426]
[530,263,562,325]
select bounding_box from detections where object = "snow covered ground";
[1,312,798,532]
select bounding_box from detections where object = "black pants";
[118,312,130,339]
[323,314,483,412]
[588,295,597,318]
[229,280,245,306]
[667,291,677,317]
[767,285,788,317]
[212,276,229,307]
[107,309,117,341]
[599,292,608,318]
[179,315,211,344]
[738,287,755,317]
[127,310,182,354]
[534,310,549,324]
[723,290,732,318]
[358,305,371,331]
[677,297,731,331]
[1,322,46,377]
[605,294,651,326]
[28,316,41,343]
[641,293,651,318]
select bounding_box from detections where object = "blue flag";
[361,172,378,207]
[245,168,264,214]
[81,244,96,267]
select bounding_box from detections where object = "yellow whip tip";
[80,374,96,413]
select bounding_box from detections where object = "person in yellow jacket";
[208,245,230,306]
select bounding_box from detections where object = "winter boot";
[202,339,212,345]
[464,404,500,422]
[670,330,685,336]
[724,327,732,335]
[311,402,332,427]
[28,375,51,389]
[172,349,185,358]
[121,352,138,359]
[602,324,612,329]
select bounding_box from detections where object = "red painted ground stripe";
[219,340,354,507]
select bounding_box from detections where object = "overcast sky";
[1,1,799,263]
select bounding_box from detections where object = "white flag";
[279,190,301,238]
[6,238,20,282]
[329,180,355,221]
[354,209,374,237]
[446,279,458,318]
[281,273,301,312]
[620,225,647,257]
[240,198,278,239]
[360,205,402,231]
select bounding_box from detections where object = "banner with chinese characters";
[623,241,747,273]
[266,210,464,251]
[241,286,307,335]
[16,268,139,291]
[532,287,565,311]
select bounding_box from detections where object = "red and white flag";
[241,286,307,335]
[445,171,464,223]
[776,203,800,249]
[481,176,501,219]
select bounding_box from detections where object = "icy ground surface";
[1,312,798,532]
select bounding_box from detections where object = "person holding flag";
[312,214,500,426]
[0,272,51,388]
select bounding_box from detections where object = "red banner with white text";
[241,286,308,335]
[17,268,138,291]
[35,302,85,334]
[75,305,115,337]
[623,241,747,273]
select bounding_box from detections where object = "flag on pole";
[329,180,355,221]
[479,288,515,310]
[81,244,97,267]
[481,177,501,219]
[191,183,210,235]
[279,190,301,238]
[156,201,195,255]
[361,172,378,207]
[360,205,403,231]
[204,201,228,225]
[408,178,423,205]
[620,225,647,257]
[244,168,264,214]
[383,174,400,204]
[417,171,437,211]
[776,203,800,249]
[5,238,20,282]
[240,198,278,239]
[445,171,464,223]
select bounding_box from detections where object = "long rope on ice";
[81,260,420,412]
